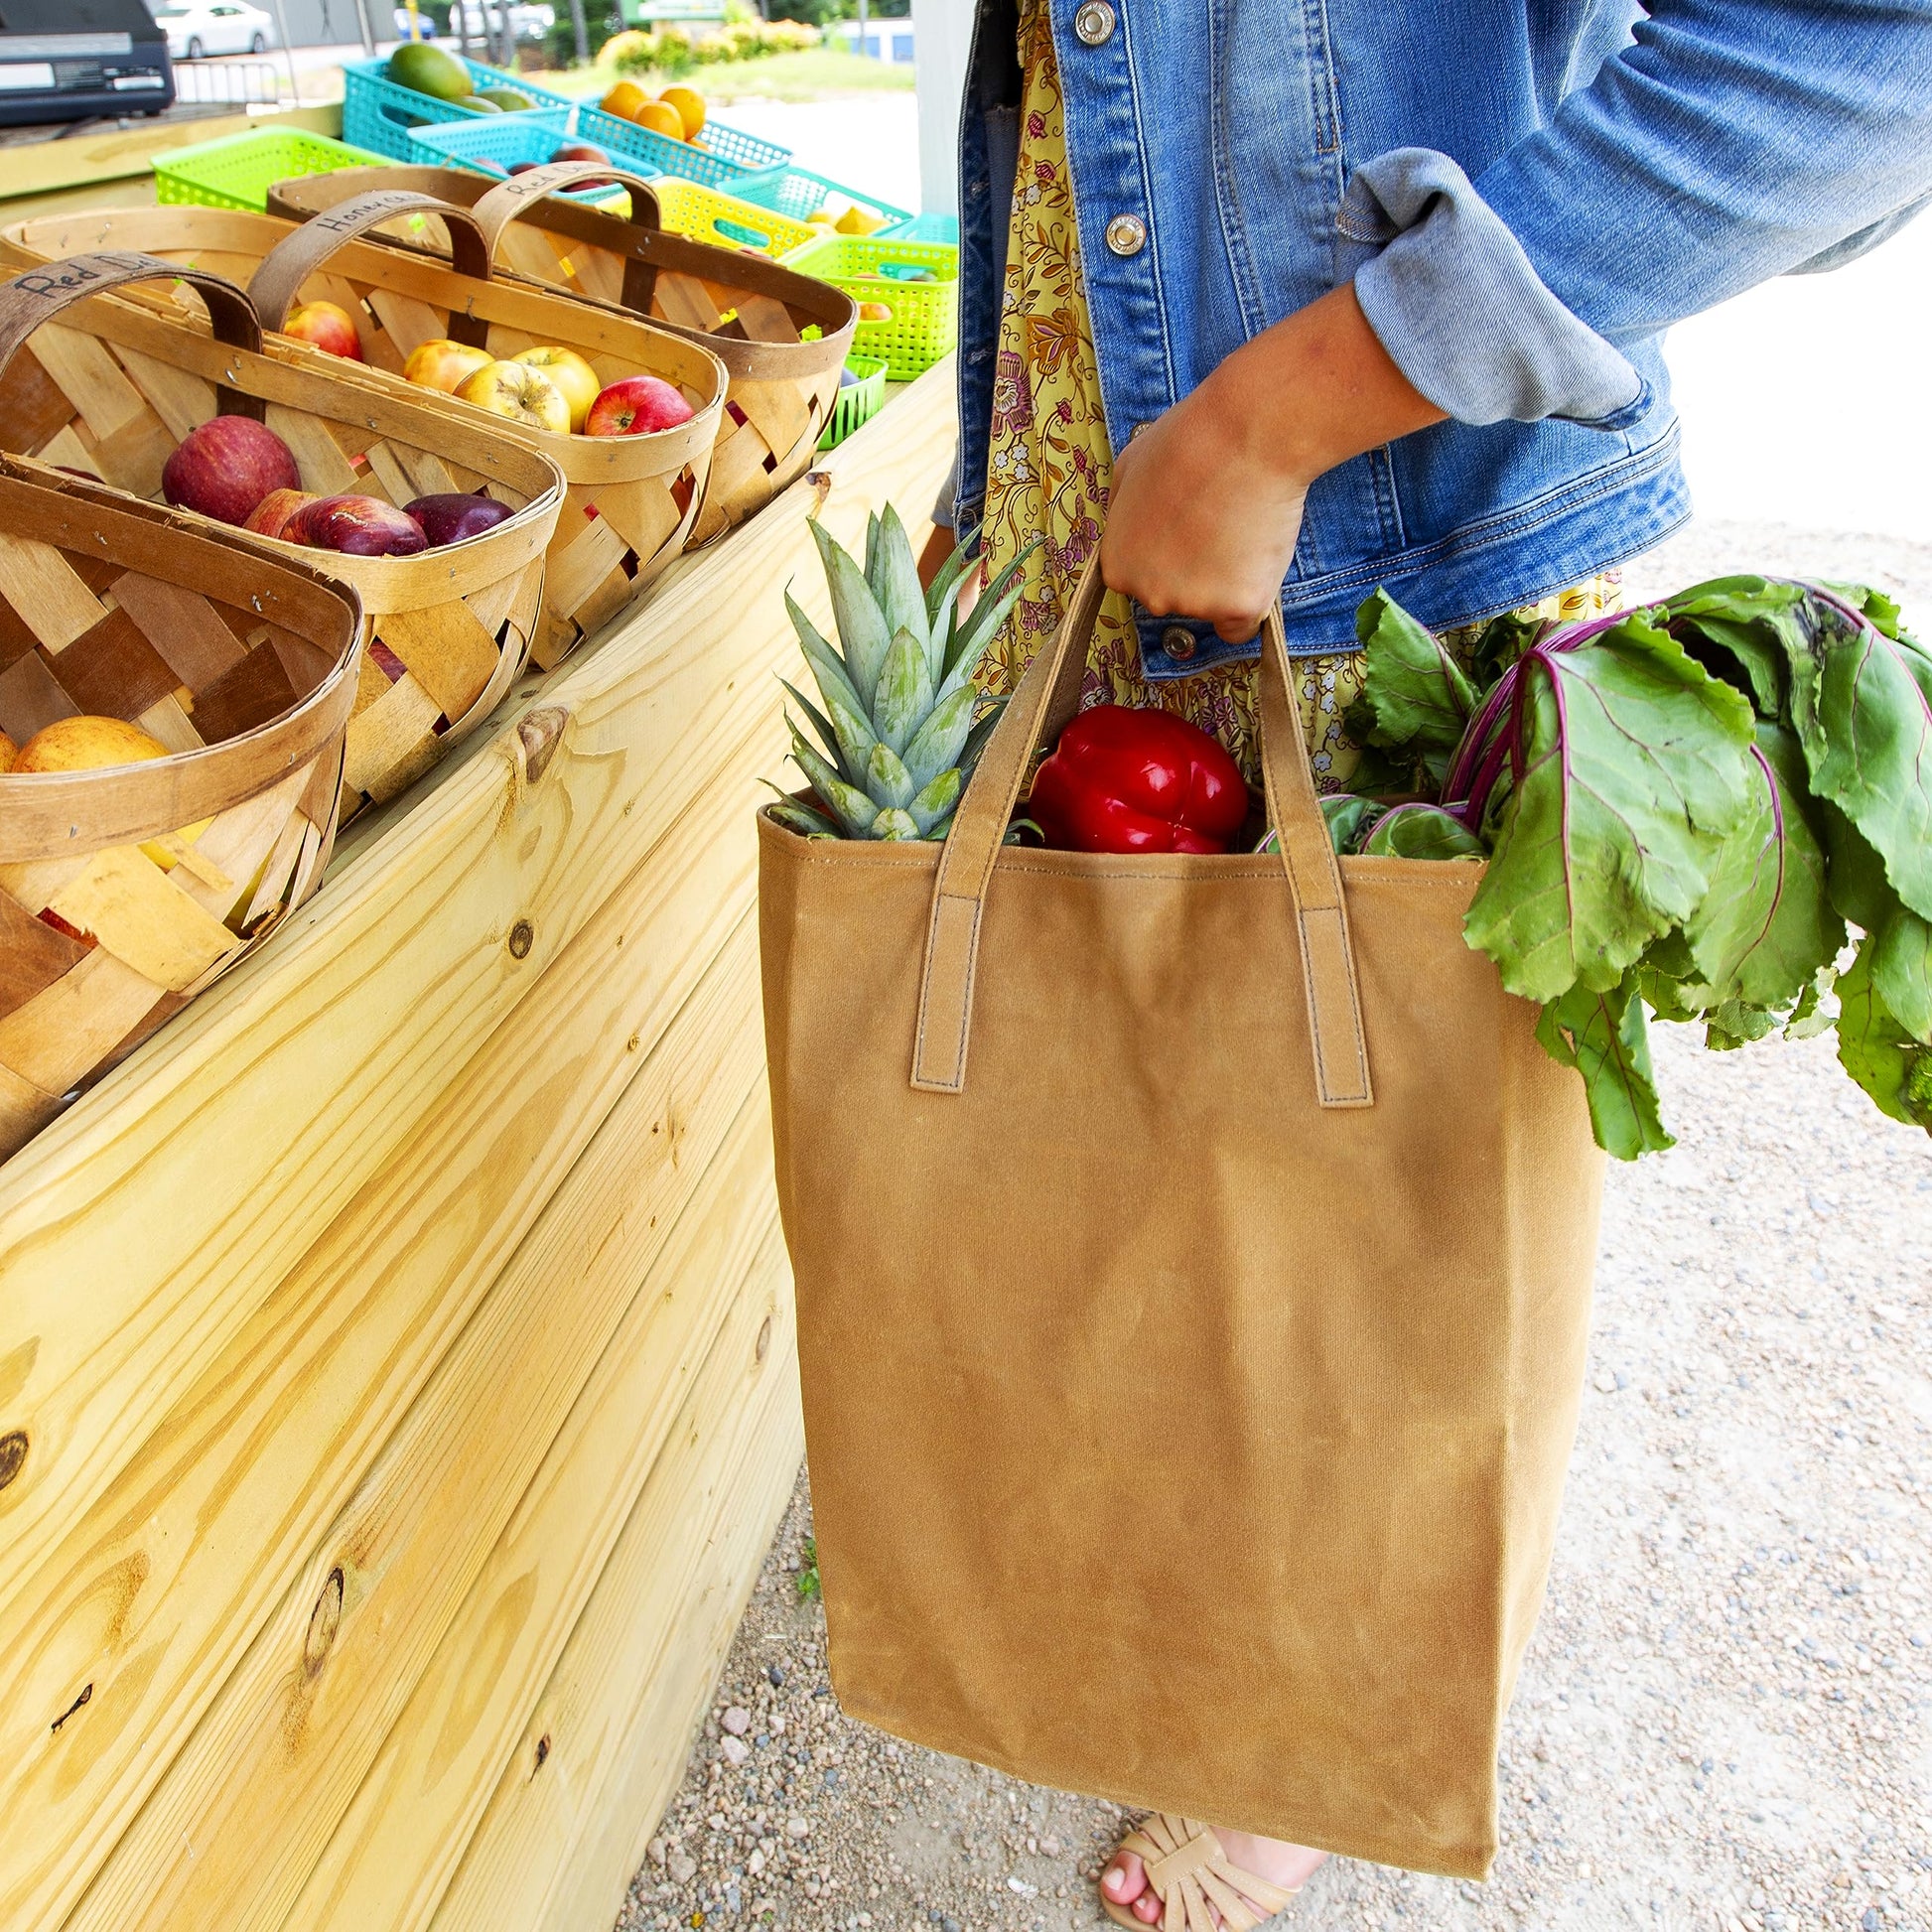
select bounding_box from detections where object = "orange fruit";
[600,77,648,121]
[633,98,685,140]
[658,84,705,139]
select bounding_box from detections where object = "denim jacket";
[952,0,1932,669]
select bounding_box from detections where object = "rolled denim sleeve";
[1348,0,1932,429]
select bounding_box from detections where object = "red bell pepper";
[1029,704,1249,854]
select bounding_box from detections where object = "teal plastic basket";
[817,354,889,450]
[782,235,958,380]
[406,108,562,169]
[153,129,389,213]
[404,114,640,209]
[566,101,787,191]
[883,210,960,246]
[738,167,910,230]
[341,55,573,162]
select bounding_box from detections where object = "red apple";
[161,415,301,527]
[286,493,428,557]
[507,160,541,175]
[404,490,513,546]
[284,299,364,361]
[584,373,695,437]
[549,141,616,187]
[244,487,319,539]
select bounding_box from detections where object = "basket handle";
[909,550,1373,1110]
[471,160,662,262]
[474,161,857,372]
[0,252,264,417]
[248,189,494,345]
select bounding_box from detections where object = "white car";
[149,0,275,57]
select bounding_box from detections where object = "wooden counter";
[0,361,954,1932]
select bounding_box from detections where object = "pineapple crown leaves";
[778,513,1043,841]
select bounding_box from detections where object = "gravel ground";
[616,521,1931,1932]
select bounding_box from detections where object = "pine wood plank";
[279,1162,789,1932]
[0,363,947,1702]
[437,1311,802,1932]
[65,1083,777,1932]
[0,530,109,648]
[0,781,767,1932]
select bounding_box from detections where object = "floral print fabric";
[977,0,1620,788]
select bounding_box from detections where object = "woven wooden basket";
[0,250,566,820]
[1,190,729,670]
[267,161,858,545]
[0,454,362,1162]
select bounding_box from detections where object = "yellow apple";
[511,345,600,433]
[11,717,210,868]
[454,358,572,435]
[0,729,15,772]
[402,338,495,395]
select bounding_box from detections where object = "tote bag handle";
[910,551,1374,1108]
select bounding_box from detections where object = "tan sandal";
[1099,1814,1303,1932]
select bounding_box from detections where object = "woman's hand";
[1100,284,1446,644]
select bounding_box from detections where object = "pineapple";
[769,505,1036,841]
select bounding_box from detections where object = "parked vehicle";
[393,4,437,34]
[0,0,173,124]
[149,0,275,58]
[448,0,554,41]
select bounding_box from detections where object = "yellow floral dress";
[978,0,1620,787]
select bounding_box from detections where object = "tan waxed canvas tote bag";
[759,550,1607,1879]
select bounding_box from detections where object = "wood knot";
[0,1430,27,1492]
[515,705,570,786]
[304,1568,345,1677]
[51,1683,91,1734]
[508,919,535,961]
[756,1316,772,1364]
[534,1733,551,1772]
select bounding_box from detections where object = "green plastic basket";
[817,354,889,450]
[154,129,390,214]
[648,177,818,258]
[781,235,957,380]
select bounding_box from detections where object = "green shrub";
[602,15,818,70]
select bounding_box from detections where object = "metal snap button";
[1104,212,1147,257]
[1161,624,1197,661]
[1074,0,1116,44]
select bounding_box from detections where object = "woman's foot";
[1099,1821,1327,1928]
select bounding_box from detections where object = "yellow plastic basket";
[647,177,819,259]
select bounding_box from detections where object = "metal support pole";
[910,0,969,215]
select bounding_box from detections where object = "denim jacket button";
[1073,0,1116,44]
[1104,213,1147,257]
[1161,624,1197,661]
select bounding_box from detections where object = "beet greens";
[1328,579,1932,1157]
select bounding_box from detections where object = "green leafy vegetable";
[1461,615,1757,1003]
[1534,973,1675,1159]
[1359,802,1486,860]
[1341,590,1479,786]
[1339,574,1932,1155]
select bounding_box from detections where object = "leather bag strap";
[910,551,1373,1109]
[0,251,263,417]
[247,188,493,335]
[471,160,663,263]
